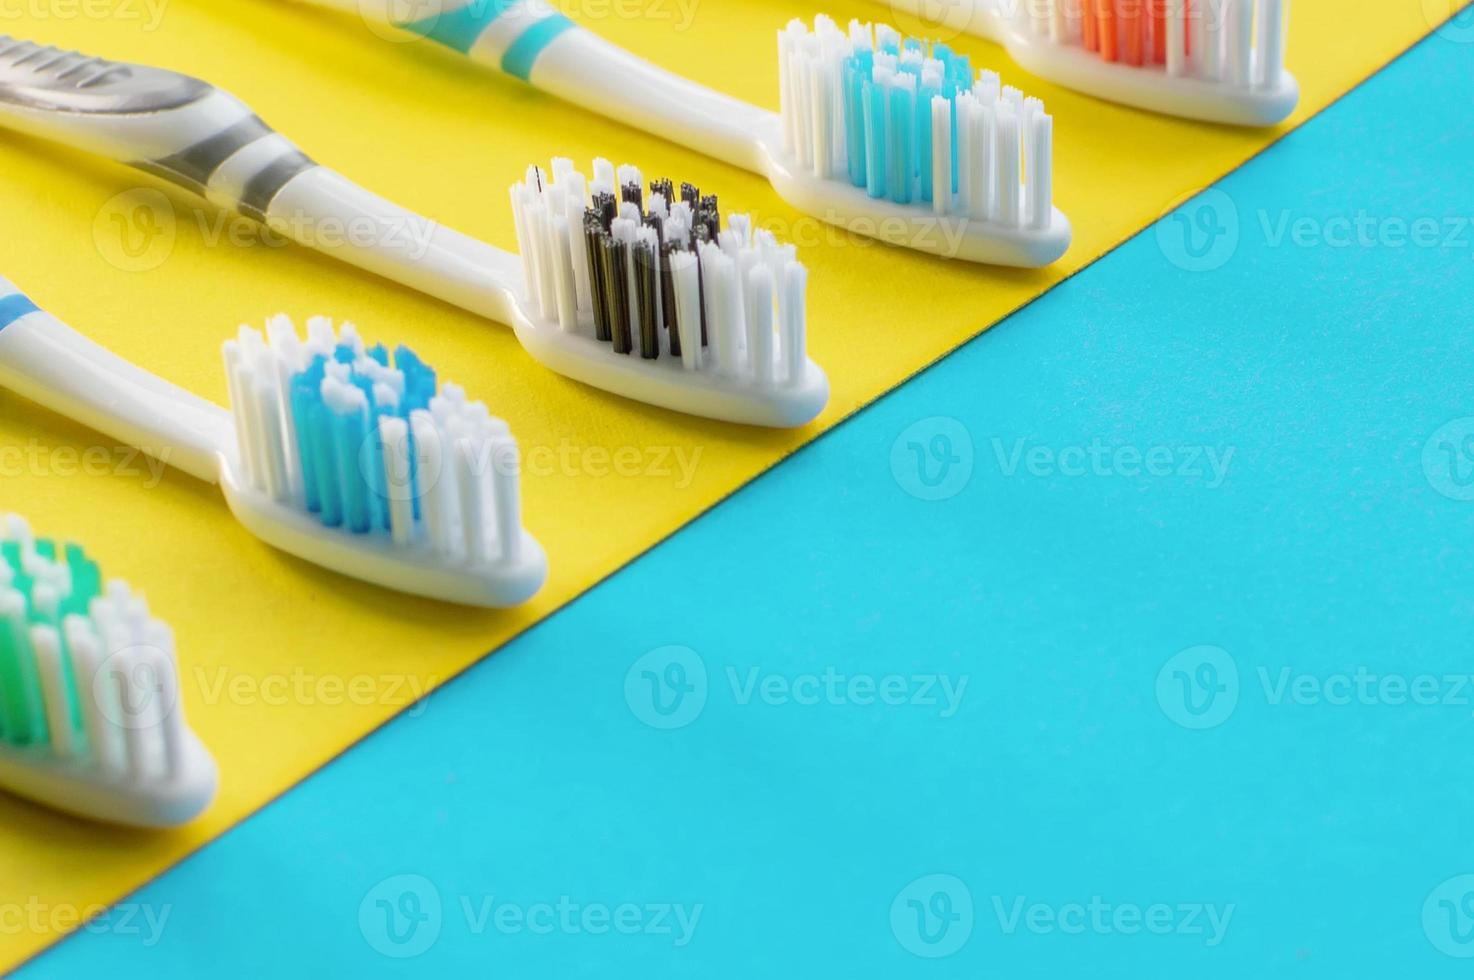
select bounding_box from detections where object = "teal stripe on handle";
[407,0,515,54]
[0,294,39,333]
[500,14,575,81]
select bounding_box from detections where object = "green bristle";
[59,543,100,620]
[0,535,93,747]
[0,610,43,746]
[1,541,27,595]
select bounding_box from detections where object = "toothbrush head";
[0,515,217,828]
[509,159,830,428]
[991,0,1296,126]
[776,16,1069,268]
[221,317,548,608]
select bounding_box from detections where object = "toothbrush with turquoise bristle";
[291,3,1070,267]
[0,514,217,828]
[0,279,547,608]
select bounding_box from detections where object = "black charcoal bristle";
[586,218,613,343]
[621,181,643,210]
[681,182,700,209]
[660,241,680,357]
[650,178,674,206]
[592,191,617,229]
[694,244,709,347]
[609,238,633,355]
[635,242,660,360]
[643,211,664,241]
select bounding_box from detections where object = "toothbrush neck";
[0,293,230,485]
[518,28,774,173]
[264,167,525,323]
[885,0,1008,42]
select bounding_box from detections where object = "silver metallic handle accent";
[0,35,317,222]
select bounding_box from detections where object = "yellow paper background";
[0,0,1453,968]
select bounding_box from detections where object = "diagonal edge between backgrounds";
[11,10,1471,975]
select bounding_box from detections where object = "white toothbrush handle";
[510,29,773,171]
[263,167,524,324]
[369,0,774,170]
[0,282,231,484]
[885,0,1009,40]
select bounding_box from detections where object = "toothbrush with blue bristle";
[0,279,547,607]
[0,514,217,827]
[289,3,1070,268]
[0,35,829,428]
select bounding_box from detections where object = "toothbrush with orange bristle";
[885,0,1296,125]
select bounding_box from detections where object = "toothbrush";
[0,37,829,428]
[290,2,1071,268]
[0,514,216,827]
[884,0,1297,125]
[0,279,547,608]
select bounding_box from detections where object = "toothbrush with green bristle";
[0,514,217,828]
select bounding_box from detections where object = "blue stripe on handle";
[0,294,39,333]
[408,0,516,54]
[500,14,575,81]
[406,0,574,80]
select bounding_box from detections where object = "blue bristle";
[864,79,886,200]
[949,95,960,195]
[393,347,434,519]
[329,404,372,534]
[887,85,913,205]
[835,32,986,210]
[395,346,437,415]
[282,338,448,535]
[292,358,328,514]
[368,402,395,532]
[844,64,867,188]
[917,82,937,203]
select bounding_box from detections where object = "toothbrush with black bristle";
[0,278,547,608]
[289,2,1071,268]
[0,36,830,428]
[0,514,217,828]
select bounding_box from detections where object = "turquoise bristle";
[844,62,867,187]
[864,80,886,200]
[917,79,937,202]
[280,342,443,535]
[330,405,371,533]
[886,85,912,205]
[841,34,981,208]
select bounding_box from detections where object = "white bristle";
[1255,0,1286,89]
[507,162,812,388]
[776,17,1050,225]
[0,516,192,792]
[1021,0,1284,93]
[220,320,526,567]
[746,265,776,387]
